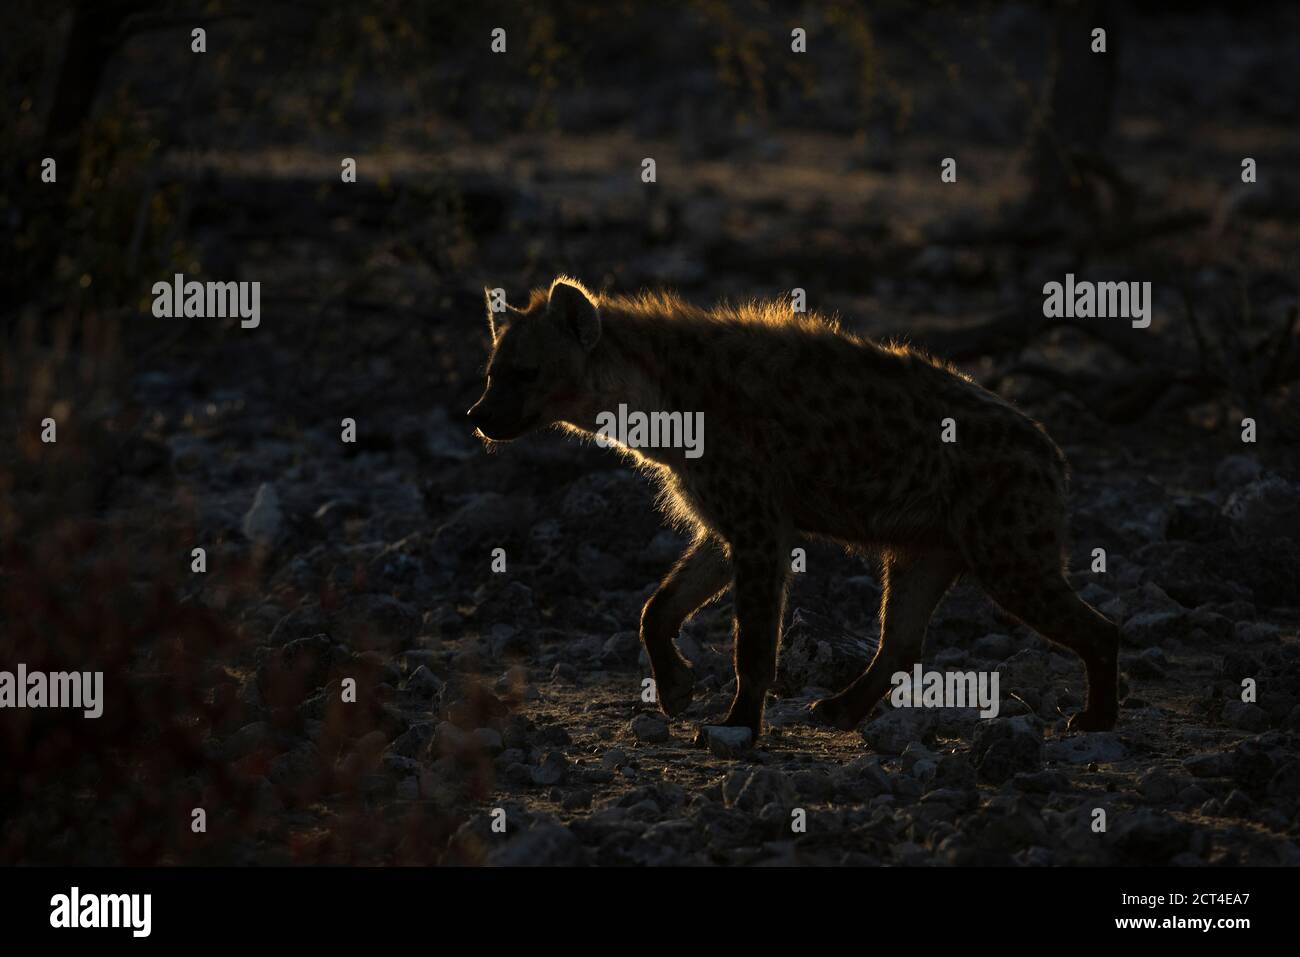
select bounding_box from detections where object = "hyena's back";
[659,315,1068,565]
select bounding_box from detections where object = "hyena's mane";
[875,334,972,382]
[530,278,851,338]
[608,288,983,395]
[601,288,849,341]
[533,281,972,386]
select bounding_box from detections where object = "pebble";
[531,751,569,787]
[405,664,443,698]
[1045,732,1128,765]
[1110,809,1192,862]
[1222,701,1270,732]
[1125,647,1167,679]
[630,713,670,744]
[1136,768,1180,803]
[971,716,1044,784]
[1122,611,1185,647]
[560,789,594,811]
[701,725,753,758]
[242,482,283,545]
[1183,752,1231,778]
[487,824,586,866]
[725,768,796,811]
[860,708,936,754]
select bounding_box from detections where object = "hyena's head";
[468,277,601,442]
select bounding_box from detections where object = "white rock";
[702,725,753,758]
[1045,732,1127,765]
[242,482,283,544]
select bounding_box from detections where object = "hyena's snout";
[465,393,489,427]
[467,386,541,442]
[466,393,509,440]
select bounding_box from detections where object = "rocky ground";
[201,429,1300,867]
[11,349,1298,865]
[3,3,1299,866]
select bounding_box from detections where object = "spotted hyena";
[469,277,1119,744]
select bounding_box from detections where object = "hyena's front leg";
[708,540,790,737]
[640,535,731,718]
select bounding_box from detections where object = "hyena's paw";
[808,697,861,731]
[1066,706,1118,733]
[653,656,696,719]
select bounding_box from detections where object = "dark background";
[1,0,1298,865]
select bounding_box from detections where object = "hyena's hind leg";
[809,549,963,731]
[956,491,1120,731]
[978,568,1119,731]
[640,534,731,718]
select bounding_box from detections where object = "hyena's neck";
[561,311,700,467]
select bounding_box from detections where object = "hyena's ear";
[484,286,511,345]
[547,278,600,350]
